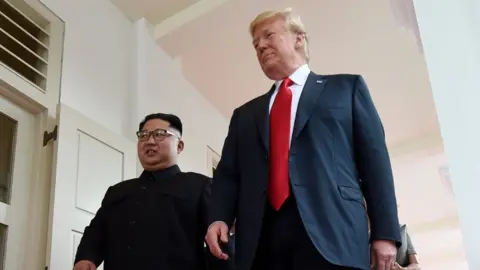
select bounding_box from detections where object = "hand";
[392,262,404,270]
[205,221,230,260]
[370,240,397,270]
[73,260,96,270]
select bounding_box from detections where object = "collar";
[274,64,311,88]
[141,165,181,180]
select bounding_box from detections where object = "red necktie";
[268,78,293,210]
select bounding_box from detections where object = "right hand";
[73,260,96,270]
[205,221,230,260]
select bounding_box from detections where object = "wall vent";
[0,0,50,90]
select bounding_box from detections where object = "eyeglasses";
[136,128,179,142]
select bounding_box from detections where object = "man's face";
[252,17,302,80]
[137,119,183,171]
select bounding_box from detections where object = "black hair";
[138,113,183,135]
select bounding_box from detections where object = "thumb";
[219,224,229,243]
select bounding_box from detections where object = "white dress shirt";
[269,64,311,144]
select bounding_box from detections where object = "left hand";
[370,240,397,270]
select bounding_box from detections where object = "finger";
[219,224,229,243]
[385,257,395,270]
[206,231,229,260]
[370,249,376,269]
[205,232,222,256]
[208,239,224,259]
[376,258,386,270]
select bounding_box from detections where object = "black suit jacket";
[208,73,402,270]
[75,167,211,270]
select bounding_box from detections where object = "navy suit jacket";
[208,72,402,270]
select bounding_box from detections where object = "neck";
[145,161,177,172]
[280,57,306,79]
[285,62,304,77]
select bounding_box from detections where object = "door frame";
[0,0,64,267]
[0,82,55,269]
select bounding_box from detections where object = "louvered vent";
[0,0,50,91]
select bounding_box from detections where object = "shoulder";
[183,172,210,180]
[316,73,369,96]
[108,177,140,192]
[181,172,212,185]
[100,178,140,205]
[320,73,363,85]
[235,94,268,113]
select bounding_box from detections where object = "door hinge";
[43,125,58,146]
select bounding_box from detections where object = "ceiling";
[111,0,468,268]
[109,0,202,24]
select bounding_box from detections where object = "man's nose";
[257,39,267,53]
[258,43,267,53]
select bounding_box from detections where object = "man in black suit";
[205,7,401,270]
[74,113,211,270]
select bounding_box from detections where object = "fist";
[370,240,397,270]
[205,221,229,260]
[392,262,404,270]
[73,260,96,270]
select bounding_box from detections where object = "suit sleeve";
[200,176,213,232]
[207,108,240,227]
[74,187,112,266]
[352,75,402,247]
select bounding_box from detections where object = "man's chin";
[262,65,283,80]
[142,160,161,169]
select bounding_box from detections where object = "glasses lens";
[153,129,167,140]
[137,131,149,140]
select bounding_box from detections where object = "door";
[0,95,36,269]
[47,103,137,270]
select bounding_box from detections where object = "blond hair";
[249,7,310,63]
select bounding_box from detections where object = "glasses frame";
[136,128,180,142]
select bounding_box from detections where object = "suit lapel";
[254,84,276,152]
[292,73,327,140]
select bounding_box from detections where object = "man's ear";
[177,140,184,154]
[295,33,305,46]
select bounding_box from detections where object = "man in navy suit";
[205,7,401,270]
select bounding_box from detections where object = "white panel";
[72,231,82,264]
[48,103,136,270]
[71,231,104,270]
[76,131,124,214]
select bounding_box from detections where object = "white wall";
[413,0,480,269]
[39,0,228,175]
[40,0,134,137]
[132,18,228,174]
